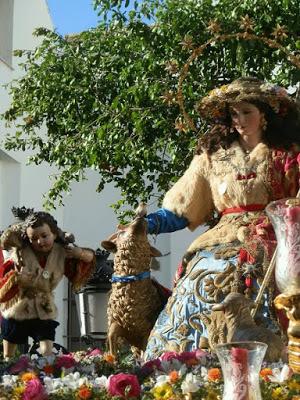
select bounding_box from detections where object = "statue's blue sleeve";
[146,208,188,234]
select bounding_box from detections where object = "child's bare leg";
[3,339,17,360]
[39,340,53,356]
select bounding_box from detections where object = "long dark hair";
[196,98,300,155]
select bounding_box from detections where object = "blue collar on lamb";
[111,270,151,283]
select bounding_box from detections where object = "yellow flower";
[12,385,25,399]
[272,387,288,400]
[206,389,219,400]
[288,380,300,390]
[152,383,174,400]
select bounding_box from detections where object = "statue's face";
[230,101,263,142]
[26,223,57,253]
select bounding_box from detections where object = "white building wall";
[0,0,202,349]
[0,0,14,67]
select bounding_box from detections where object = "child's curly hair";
[22,211,75,245]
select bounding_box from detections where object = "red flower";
[43,364,54,375]
[108,373,141,398]
[260,368,273,382]
[78,385,92,399]
[55,354,76,370]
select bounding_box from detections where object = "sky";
[47,0,100,35]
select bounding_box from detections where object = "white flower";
[78,376,89,387]
[60,372,82,390]
[154,374,169,387]
[43,377,55,392]
[94,375,108,388]
[160,358,182,372]
[200,366,209,380]
[181,372,202,393]
[1,374,18,387]
[268,364,293,383]
[43,377,67,393]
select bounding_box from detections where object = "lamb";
[101,207,165,357]
[200,310,227,350]
[211,292,285,362]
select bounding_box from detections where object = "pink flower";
[160,351,181,362]
[108,373,141,398]
[55,354,76,370]
[195,349,208,359]
[23,378,48,400]
[87,348,103,356]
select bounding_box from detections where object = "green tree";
[2,0,300,217]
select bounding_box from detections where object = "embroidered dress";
[144,142,300,360]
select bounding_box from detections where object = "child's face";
[26,223,57,253]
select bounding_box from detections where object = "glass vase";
[266,198,300,373]
[266,198,300,294]
[215,341,267,400]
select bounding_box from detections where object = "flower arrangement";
[0,348,300,399]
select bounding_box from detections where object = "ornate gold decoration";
[271,24,288,41]
[175,27,300,132]
[165,59,179,74]
[285,198,300,207]
[275,293,300,373]
[160,90,176,106]
[207,19,222,34]
[180,34,194,51]
[239,15,254,32]
[174,117,189,133]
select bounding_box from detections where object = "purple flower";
[9,355,30,374]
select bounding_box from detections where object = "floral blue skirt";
[144,247,275,360]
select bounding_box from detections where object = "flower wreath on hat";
[196,77,295,122]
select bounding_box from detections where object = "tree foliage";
[2,0,300,217]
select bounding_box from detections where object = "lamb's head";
[211,293,255,321]
[101,211,161,258]
[1,223,24,250]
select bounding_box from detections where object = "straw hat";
[196,77,296,122]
